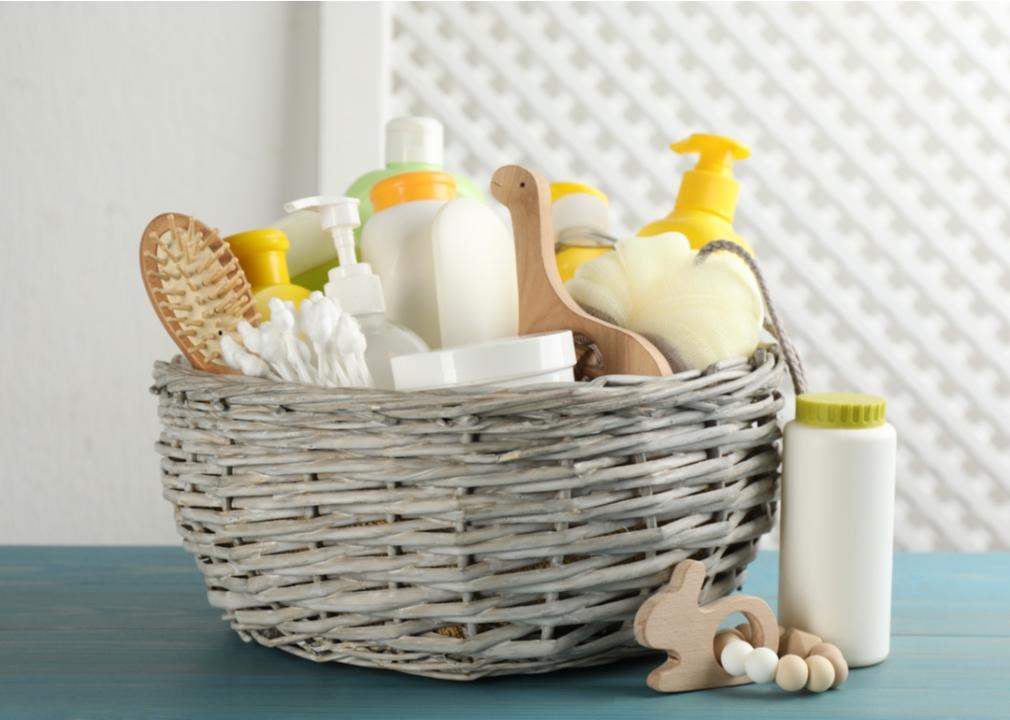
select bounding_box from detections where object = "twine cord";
[696,240,808,395]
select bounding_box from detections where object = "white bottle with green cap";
[779,392,897,668]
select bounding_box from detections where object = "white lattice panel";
[390,2,1010,550]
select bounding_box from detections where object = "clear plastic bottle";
[283,196,427,389]
[356,312,430,390]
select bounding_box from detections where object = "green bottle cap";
[795,392,887,429]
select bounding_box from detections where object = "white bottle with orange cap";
[361,171,518,349]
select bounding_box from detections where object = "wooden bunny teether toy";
[634,559,779,693]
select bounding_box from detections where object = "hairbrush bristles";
[140,212,259,372]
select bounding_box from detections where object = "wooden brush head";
[140,213,259,373]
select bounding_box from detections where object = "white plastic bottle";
[778,392,897,667]
[362,171,518,349]
[284,196,427,390]
[272,116,485,292]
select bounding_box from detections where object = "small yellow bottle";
[552,182,615,282]
[638,134,754,255]
[225,228,311,320]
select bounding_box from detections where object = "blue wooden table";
[1,548,1007,719]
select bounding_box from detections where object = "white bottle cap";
[553,192,610,235]
[391,331,577,391]
[385,116,444,166]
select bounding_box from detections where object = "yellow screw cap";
[795,392,887,429]
[550,181,608,204]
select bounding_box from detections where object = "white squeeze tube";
[283,196,427,390]
[778,392,897,667]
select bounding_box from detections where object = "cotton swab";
[301,293,352,387]
[335,312,373,388]
[220,335,273,378]
[267,299,315,384]
[220,292,374,389]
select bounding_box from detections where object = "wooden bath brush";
[491,165,671,377]
[140,213,259,373]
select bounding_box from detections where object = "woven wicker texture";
[389,2,1010,551]
[152,346,784,680]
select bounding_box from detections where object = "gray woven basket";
[151,334,789,680]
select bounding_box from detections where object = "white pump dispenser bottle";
[284,196,427,389]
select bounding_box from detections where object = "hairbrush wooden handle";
[490,165,671,377]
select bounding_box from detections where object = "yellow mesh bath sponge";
[565,233,764,371]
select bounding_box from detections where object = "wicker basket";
[152,336,789,680]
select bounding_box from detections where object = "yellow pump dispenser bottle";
[225,229,311,320]
[638,134,754,255]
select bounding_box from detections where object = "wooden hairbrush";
[140,213,259,373]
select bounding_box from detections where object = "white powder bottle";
[778,392,897,667]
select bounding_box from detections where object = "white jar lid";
[391,331,577,391]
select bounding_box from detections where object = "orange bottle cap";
[371,171,457,213]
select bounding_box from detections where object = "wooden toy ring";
[634,559,779,693]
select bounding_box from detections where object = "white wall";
[0,2,320,543]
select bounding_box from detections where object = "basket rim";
[152,343,782,403]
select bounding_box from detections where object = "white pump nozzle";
[284,195,360,269]
[284,195,385,317]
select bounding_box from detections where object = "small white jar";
[390,331,576,391]
[778,392,897,667]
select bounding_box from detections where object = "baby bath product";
[283,195,427,390]
[638,133,754,254]
[140,213,259,373]
[362,171,518,349]
[779,392,897,667]
[224,229,310,321]
[551,182,615,282]
[277,116,484,291]
[221,295,372,388]
[491,164,671,377]
[565,233,764,372]
[391,331,576,391]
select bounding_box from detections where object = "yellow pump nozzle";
[671,134,749,174]
[671,133,750,222]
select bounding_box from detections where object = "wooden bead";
[744,646,779,684]
[775,654,809,692]
[809,642,849,688]
[780,627,823,658]
[713,629,745,660]
[805,655,836,693]
[720,640,753,677]
[734,622,753,643]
